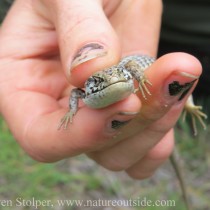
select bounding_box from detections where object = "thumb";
[40,0,120,86]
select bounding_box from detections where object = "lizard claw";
[183,95,207,136]
[124,59,153,100]
[58,111,74,130]
[137,76,152,99]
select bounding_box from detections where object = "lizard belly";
[83,80,134,109]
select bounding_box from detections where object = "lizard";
[58,54,208,210]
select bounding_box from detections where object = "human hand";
[0,0,202,179]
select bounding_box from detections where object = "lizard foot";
[58,111,74,130]
[182,95,207,135]
[135,76,152,99]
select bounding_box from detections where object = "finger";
[19,95,141,162]
[0,0,58,59]
[126,129,174,179]
[39,0,120,86]
[111,0,162,56]
[88,53,202,171]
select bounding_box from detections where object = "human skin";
[0,0,202,179]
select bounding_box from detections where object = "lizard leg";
[182,95,207,135]
[58,88,85,130]
[124,60,152,99]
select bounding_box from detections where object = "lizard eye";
[85,76,104,87]
[85,76,105,94]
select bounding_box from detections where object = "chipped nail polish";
[71,43,107,70]
[111,120,131,129]
[168,79,197,101]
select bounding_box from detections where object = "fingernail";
[165,71,199,102]
[118,111,139,116]
[111,120,131,129]
[107,111,138,131]
[70,43,107,71]
[168,79,197,101]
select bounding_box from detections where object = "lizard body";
[58,54,207,131]
[59,55,155,128]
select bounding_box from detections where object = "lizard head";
[83,65,134,108]
[84,65,133,95]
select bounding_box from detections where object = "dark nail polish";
[168,79,197,101]
[71,43,107,70]
[111,120,131,129]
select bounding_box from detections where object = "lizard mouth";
[87,79,130,95]
[84,80,135,109]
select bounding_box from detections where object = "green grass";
[0,108,210,210]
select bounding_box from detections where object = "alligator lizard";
[58,54,207,210]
